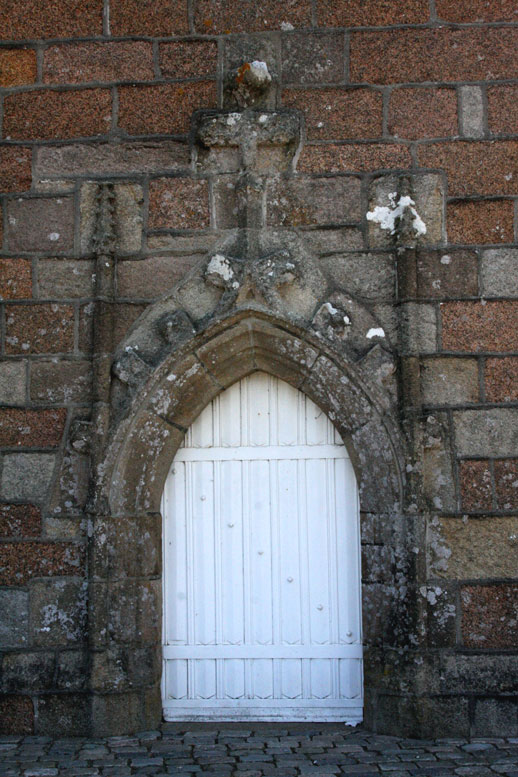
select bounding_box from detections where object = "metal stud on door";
[162,372,363,722]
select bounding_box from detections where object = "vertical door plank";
[305,459,331,646]
[219,460,244,645]
[164,463,188,645]
[192,461,216,646]
[249,459,273,645]
[247,372,270,446]
[335,458,361,644]
[278,459,302,646]
[218,380,242,447]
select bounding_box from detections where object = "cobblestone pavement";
[1,724,517,777]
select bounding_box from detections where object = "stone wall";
[0,0,517,737]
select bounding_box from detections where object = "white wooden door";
[161,372,363,722]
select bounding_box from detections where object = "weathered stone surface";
[35,141,189,179]
[148,178,209,231]
[79,301,146,355]
[307,357,376,435]
[38,259,95,299]
[459,85,485,138]
[422,414,456,513]
[1,651,55,693]
[30,578,87,647]
[6,196,74,253]
[90,691,145,737]
[267,176,362,226]
[441,653,518,695]
[486,356,518,403]
[212,176,241,229]
[430,516,518,579]
[0,541,84,585]
[448,197,514,244]
[80,182,143,254]
[302,227,364,254]
[358,345,398,410]
[473,697,518,737]
[367,174,444,248]
[352,421,402,514]
[5,303,75,355]
[225,60,274,111]
[44,515,83,540]
[90,514,161,580]
[112,348,151,390]
[361,544,392,583]
[0,408,66,448]
[442,299,518,352]
[91,644,160,692]
[481,247,518,297]
[462,583,518,649]
[175,272,222,323]
[494,458,518,509]
[417,696,470,738]
[49,447,90,516]
[30,360,92,403]
[454,408,518,457]
[0,590,28,647]
[149,355,221,427]
[37,694,89,736]
[421,357,479,405]
[411,174,445,244]
[223,35,280,109]
[0,361,26,404]
[56,649,87,690]
[104,578,160,645]
[420,584,457,648]
[110,412,184,514]
[399,302,437,355]
[196,323,255,389]
[311,292,391,362]
[146,233,216,253]
[0,257,32,299]
[460,459,493,511]
[1,453,56,502]
[362,584,393,644]
[117,255,201,299]
[0,694,33,735]
[0,503,41,537]
[399,248,478,300]
[320,252,395,301]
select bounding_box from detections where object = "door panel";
[162,372,363,722]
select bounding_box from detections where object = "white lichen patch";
[367,192,427,237]
[324,302,351,326]
[366,327,385,339]
[206,254,239,289]
[250,60,271,83]
[207,254,234,281]
[419,585,442,606]
[324,302,338,315]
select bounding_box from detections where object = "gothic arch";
[87,309,413,735]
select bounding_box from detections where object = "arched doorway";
[161,371,362,722]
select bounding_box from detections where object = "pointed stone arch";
[87,309,413,735]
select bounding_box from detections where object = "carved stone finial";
[226,60,273,108]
